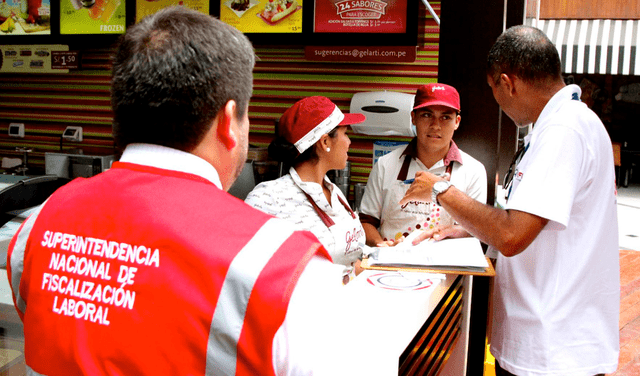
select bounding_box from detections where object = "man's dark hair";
[111,6,256,151]
[486,25,562,86]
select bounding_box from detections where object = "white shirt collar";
[534,84,582,133]
[288,166,337,211]
[289,166,333,193]
[119,143,223,189]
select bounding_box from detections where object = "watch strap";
[432,181,452,206]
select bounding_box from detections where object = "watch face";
[435,181,449,192]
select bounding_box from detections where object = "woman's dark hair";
[111,6,256,151]
[268,127,339,170]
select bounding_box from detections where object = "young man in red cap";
[359,83,487,246]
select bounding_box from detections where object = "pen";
[403,172,450,185]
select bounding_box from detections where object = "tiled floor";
[617,184,640,253]
[611,184,640,376]
[0,308,24,375]
[614,249,640,376]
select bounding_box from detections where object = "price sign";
[314,0,407,34]
[52,51,80,70]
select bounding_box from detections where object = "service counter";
[346,269,474,375]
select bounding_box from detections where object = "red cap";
[279,96,366,153]
[413,83,460,111]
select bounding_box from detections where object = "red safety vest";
[9,162,329,375]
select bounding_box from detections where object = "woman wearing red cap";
[245,96,366,284]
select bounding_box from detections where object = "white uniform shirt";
[490,85,620,376]
[120,144,374,375]
[359,140,487,241]
[245,167,365,270]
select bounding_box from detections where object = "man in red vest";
[7,6,366,375]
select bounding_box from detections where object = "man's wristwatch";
[432,180,453,206]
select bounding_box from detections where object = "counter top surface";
[344,270,455,374]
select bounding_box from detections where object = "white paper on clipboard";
[369,236,489,270]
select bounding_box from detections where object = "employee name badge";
[373,141,408,165]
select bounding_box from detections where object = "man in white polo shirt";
[401,25,619,376]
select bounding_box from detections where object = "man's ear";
[217,100,237,151]
[500,73,517,96]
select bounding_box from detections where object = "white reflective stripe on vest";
[9,203,45,315]
[206,218,294,375]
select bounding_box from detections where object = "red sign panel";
[314,0,407,33]
[51,51,80,70]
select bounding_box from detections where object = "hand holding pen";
[400,170,450,204]
[403,171,450,185]
[399,171,454,246]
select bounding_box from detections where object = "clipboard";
[360,237,496,277]
[360,256,495,277]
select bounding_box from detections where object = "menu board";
[0,0,51,35]
[60,0,126,34]
[136,0,209,23]
[219,0,303,34]
[314,0,407,33]
[0,45,69,73]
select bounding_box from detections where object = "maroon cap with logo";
[413,83,461,111]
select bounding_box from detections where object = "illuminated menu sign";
[0,0,51,35]
[136,0,209,23]
[220,0,303,34]
[314,0,407,33]
[60,0,126,34]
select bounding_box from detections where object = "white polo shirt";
[359,139,487,240]
[490,85,620,376]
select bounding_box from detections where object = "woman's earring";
[326,147,331,152]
